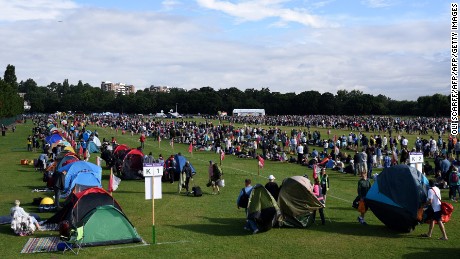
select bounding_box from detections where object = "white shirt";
[427,187,441,212]
[297,145,304,154]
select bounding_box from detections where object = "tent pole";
[152,175,156,244]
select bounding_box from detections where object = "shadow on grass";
[402,247,460,258]
[114,190,144,194]
[170,217,246,236]
[17,169,35,173]
[0,225,17,236]
[10,147,28,152]
[310,220,410,238]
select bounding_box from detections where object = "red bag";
[431,188,454,223]
[441,202,454,216]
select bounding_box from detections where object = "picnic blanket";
[0,214,40,225]
[21,236,60,253]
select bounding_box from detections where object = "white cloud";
[361,0,394,8]
[0,2,449,101]
[196,0,334,28]
[0,0,77,22]
[162,0,182,10]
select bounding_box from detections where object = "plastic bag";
[358,200,366,214]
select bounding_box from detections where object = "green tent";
[278,176,324,228]
[247,184,281,232]
[76,205,142,246]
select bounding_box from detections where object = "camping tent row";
[247,176,324,232]
[75,130,102,153]
[46,187,141,246]
[247,166,429,233]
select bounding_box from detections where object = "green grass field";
[0,120,459,258]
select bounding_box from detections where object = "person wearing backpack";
[449,166,460,202]
[237,179,258,234]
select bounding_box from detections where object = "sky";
[0,0,452,100]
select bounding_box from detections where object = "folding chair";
[60,226,83,255]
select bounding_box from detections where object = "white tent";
[93,136,102,147]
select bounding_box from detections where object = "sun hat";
[268,175,275,180]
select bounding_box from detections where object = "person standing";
[297,144,304,164]
[421,180,448,240]
[449,166,460,202]
[27,135,32,152]
[139,133,146,150]
[357,171,371,225]
[320,168,330,202]
[166,155,176,183]
[353,151,360,176]
[312,177,326,225]
[383,152,391,168]
[210,163,222,194]
[237,179,258,234]
[265,175,280,201]
[180,161,193,194]
[53,170,67,208]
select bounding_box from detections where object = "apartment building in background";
[101,81,135,95]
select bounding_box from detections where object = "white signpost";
[409,152,424,173]
[143,163,163,244]
[144,163,163,200]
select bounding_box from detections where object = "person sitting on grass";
[10,200,41,236]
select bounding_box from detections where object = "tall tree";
[3,64,18,91]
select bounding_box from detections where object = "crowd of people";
[13,113,456,239]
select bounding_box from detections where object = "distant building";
[232,109,265,116]
[149,85,171,93]
[101,81,135,95]
[18,93,31,111]
[149,85,187,93]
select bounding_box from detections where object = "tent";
[92,136,102,147]
[56,153,79,171]
[75,205,142,247]
[82,130,92,141]
[278,176,324,228]
[173,154,196,180]
[58,161,102,194]
[45,133,64,145]
[121,149,144,180]
[45,187,121,226]
[247,184,281,232]
[365,165,428,232]
[112,144,131,176]
[87,141,100,153]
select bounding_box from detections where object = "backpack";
[238,188,250,208]
[451,172,459,183]
[191,186,202,197]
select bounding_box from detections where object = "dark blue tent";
[173,155,196,180]
[365,165,428,232]
[45,133,63,145]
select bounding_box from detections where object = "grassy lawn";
[0,120,459,258]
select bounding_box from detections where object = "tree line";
[0,65,24,118]
[2,64,451,117]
